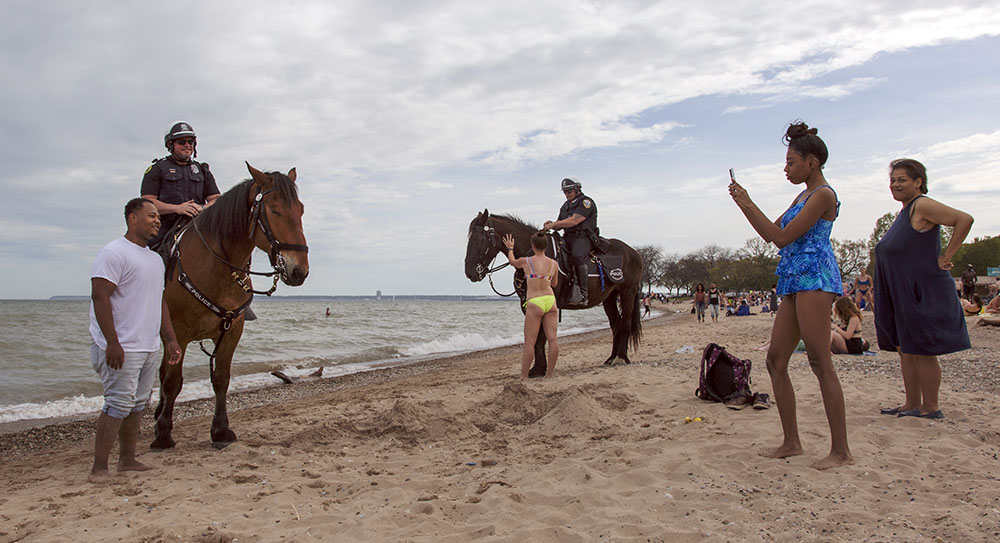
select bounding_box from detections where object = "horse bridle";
[473,219,517,297]
[175,183,309,376]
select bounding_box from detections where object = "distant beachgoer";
[962,294,983,316]
[986,292,1000,315]
[325,307,331,317]
[875,158,973,421]
[707,283,722,323]
[692,283,707,323]
[830,297,869,354]
[502,231,559,379]
[768,284,778,317]
[961,264,977,301]
[88,198,181,483]
[642,294,651,319]
[853,270,873,310]
[729,120,852,470]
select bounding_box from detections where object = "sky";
[2,0,999,299]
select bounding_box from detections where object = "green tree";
[831,238,869,281]
[635,244,665,294]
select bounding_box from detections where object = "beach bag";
[695,343,753,403]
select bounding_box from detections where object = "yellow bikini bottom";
[524,294,556,313]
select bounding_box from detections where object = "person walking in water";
[728,120,853,470]
[503,231,559,379]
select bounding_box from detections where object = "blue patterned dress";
[775,185,844,296]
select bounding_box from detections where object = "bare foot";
[762,443,803,458]
[811,452,854,470]
[88,469,115,484]
[118,460,154,472]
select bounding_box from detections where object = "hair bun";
[784,121,818,143]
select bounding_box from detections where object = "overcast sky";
[2,0,999,299]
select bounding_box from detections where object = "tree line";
[637,215,998,295]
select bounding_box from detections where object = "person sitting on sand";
[985,292,1000,315]
[830,296,869,354]
[962,294,983,316]
[502,231,559,379]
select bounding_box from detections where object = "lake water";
[0,299,643,423]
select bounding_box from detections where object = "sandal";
[880,406,902,415]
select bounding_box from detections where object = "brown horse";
[151,163,308,449]
[465,210,642,375]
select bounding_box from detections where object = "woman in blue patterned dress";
[728,121,853,470]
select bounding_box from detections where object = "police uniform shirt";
[558,193,597,235]
[141,156,221,234]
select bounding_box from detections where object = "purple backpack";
[695,343,753,403]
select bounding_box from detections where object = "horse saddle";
[549,233,625,288]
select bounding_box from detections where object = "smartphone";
[729,168,736,182]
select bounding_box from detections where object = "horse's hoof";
[211,429,238,448]
[149,436,176,450]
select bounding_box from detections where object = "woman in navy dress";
[875,159,973,420]
[729,121,852,470]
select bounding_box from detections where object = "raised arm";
[730,181,836,248]
[911,197,974,270]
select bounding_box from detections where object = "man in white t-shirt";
[88,198,181,483]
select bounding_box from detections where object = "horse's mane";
[196,171,299,246]
[493,213,539,231]
[468,212,540,239]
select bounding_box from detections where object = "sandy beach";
[2,301,1000,542]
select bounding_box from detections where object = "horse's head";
[465,209,501,282]
[246,162,309,286]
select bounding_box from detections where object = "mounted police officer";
[544,177,597,305]
[140,121,220,251]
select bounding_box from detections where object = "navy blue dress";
[874,196,970,355]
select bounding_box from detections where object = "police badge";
[191,163,200,174]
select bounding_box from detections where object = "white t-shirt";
[89,236,165,352]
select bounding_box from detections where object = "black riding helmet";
[164,121,197,157]
[561,177,582,192]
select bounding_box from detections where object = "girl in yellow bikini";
[503,231,559,379]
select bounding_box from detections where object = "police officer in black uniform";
[544,177,597,305]
[140,121,221,251]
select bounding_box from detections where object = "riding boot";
[574,264,589,305]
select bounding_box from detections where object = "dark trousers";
[567,235,591,295]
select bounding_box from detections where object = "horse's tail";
[628,290,642,351]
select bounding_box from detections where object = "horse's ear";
[287,168,297,182]
[246,162,273,190]
[483,208,489,218]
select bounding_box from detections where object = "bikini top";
[526,257,552,280]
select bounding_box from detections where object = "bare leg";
[830,331,848,354]
[897,351,922,411]
[90,412,123,483]
[118,411,153,472]
[763,295,804,459]
[541,309,559,377]
[521,303,544,379]
[902,352,941,414]
[796,291,853,470]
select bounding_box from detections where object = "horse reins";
[175,183,309,379]
[474,220,519,297]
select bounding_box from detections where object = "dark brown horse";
[151,163,308,449]
[464,210,642,376]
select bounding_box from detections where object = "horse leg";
[151,347,186,450]
[615,288,639,365]
[209,323,243,448]
[602,294,622,365]
[528,324,548,378]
